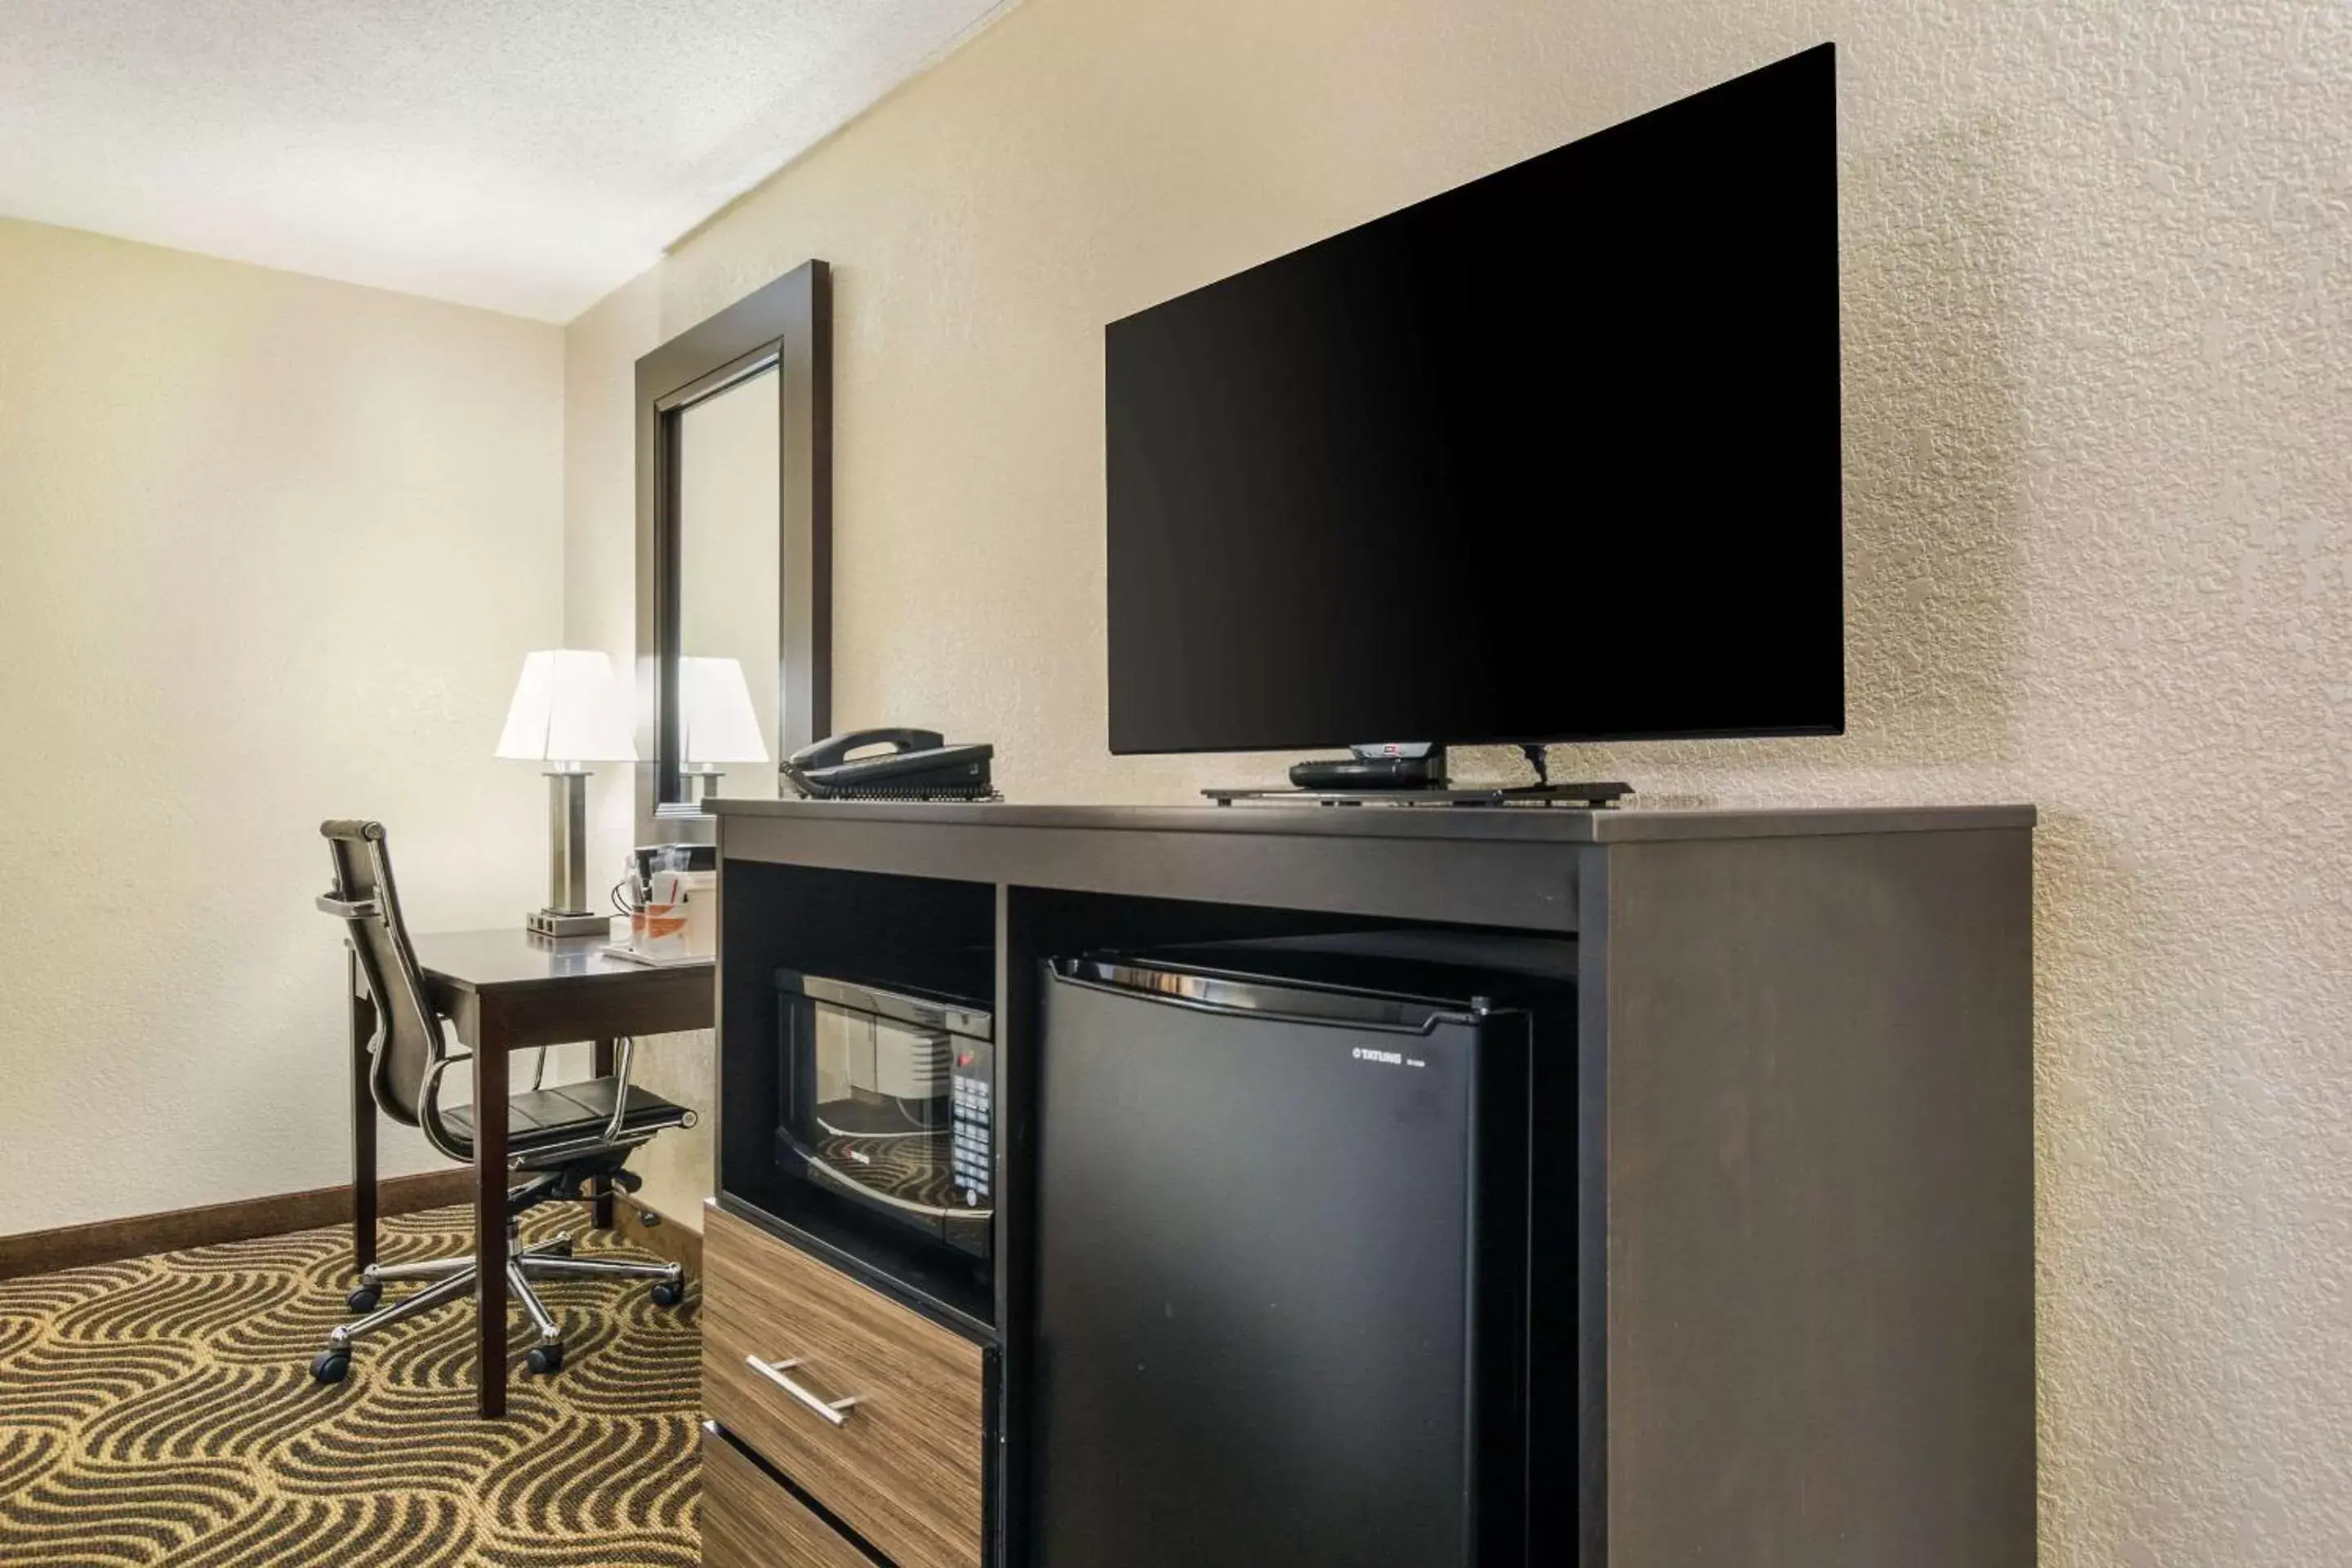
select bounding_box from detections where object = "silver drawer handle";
[746,1356,862,1427]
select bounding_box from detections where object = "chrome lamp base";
[528,909,612,938]
[528,764,608,940]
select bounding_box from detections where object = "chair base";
[314,1220,686,1384]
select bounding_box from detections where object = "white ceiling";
[0,0,1013,321]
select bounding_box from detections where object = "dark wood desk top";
[412,926,712,996]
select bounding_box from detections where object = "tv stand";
[1203,782,1633,808]
[702,798,2038,1568]
[1242,742,1631,807]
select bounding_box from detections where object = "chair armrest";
[420,1053,474,1102]
[601,1036,637,1145]
[315,892,381,920]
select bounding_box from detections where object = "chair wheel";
[650,1281,684,1308]
[526,1342,564,1375]
[310,1350,352,1384]
[345,1285,381,1313]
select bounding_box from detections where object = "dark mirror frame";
[634,260,832,843]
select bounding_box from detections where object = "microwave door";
[874,1018,950,1114]
[808,1007,949,1138]
[782,998,871,1151]
[786,998,865,1130]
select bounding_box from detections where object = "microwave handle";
[778,991,815,1125]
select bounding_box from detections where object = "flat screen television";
[1105,44,1842,756]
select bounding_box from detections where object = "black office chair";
[312,819,693,1385]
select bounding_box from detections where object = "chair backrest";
[318,820,467,1158]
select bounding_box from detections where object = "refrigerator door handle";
[1050,959,1482,1035]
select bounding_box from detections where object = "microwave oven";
[773,972,996,1281]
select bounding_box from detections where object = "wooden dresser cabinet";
[702,800,2038,1568]
[702,1205,988,1568]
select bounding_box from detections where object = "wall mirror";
[635,260,831,840]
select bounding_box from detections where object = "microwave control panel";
[949,1037,994,1205]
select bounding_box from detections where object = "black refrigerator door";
[1031,963,1484,1568]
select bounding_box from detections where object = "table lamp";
[679,656,770,805]
[495,649,637,938]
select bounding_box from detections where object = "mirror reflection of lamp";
[494,649,637,938]
[680,656,770,805]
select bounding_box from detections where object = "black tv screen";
[1106,44,1842,755]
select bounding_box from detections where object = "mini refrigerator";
[1029,934,1577,1567]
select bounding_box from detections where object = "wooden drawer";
[703,1204,986,1568]
[702,1425,873,1568]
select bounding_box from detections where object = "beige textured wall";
[0,217,566,1231]
[562,1,2352,1558]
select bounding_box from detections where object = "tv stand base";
[1203,782,1633,808]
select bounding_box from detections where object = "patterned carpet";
[0,1205,700,1567]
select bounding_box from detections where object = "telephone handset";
[782,728,996,800]
[791,728,947,771]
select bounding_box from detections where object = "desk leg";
[474,1041,509,1419]
[591,1037,617,1232]
[349,955,377,1277]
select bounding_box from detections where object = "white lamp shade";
[494,649,637,763]
[681,656,770,764]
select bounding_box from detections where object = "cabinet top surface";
[709,798,2034,844]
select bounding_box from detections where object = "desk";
[348,926,713,1417]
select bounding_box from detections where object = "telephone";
[782,728,996,800]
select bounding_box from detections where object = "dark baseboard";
[612,1198,704,1276]
[0,1168,476,1282]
